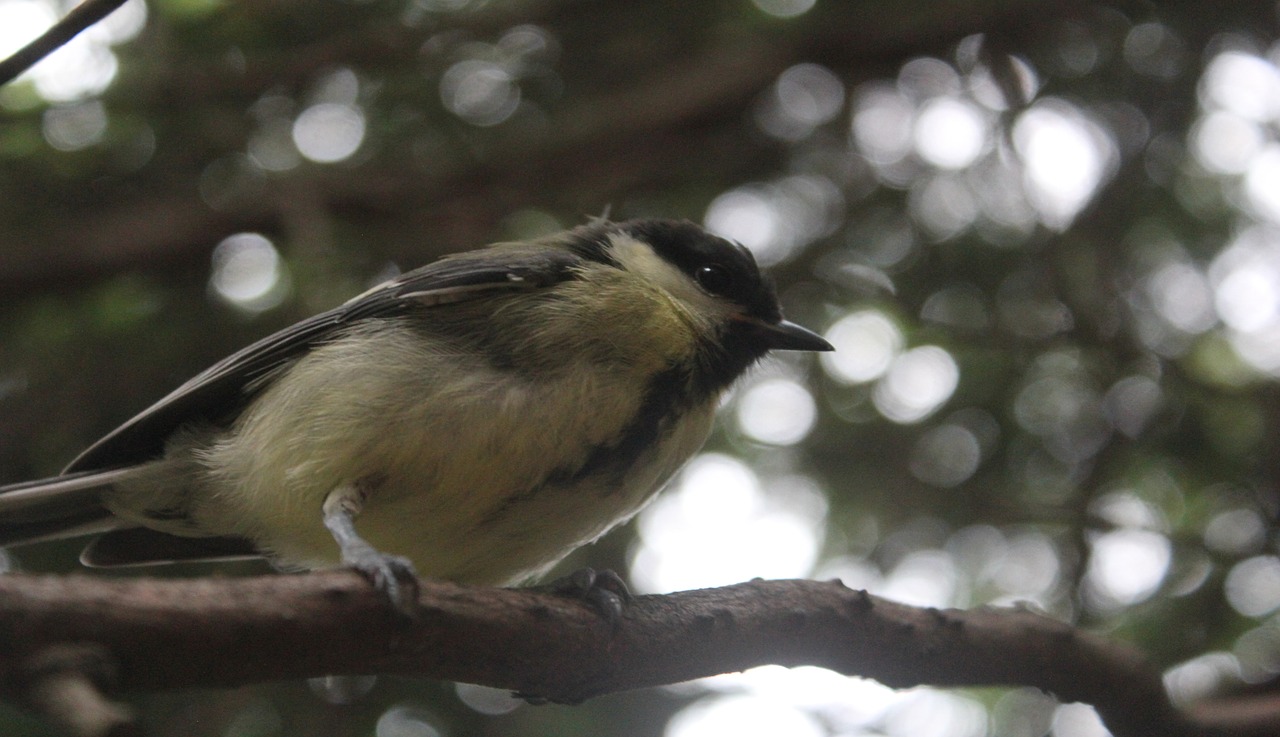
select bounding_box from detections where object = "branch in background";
[0,0,130,87]
[0,573,1269,737]
[0,0,1053,293]
[12,645,135,737]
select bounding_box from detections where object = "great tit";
[0,219,831,604]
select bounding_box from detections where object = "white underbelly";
[180,326,719,584]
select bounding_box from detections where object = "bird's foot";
[539,567,632,625]
[343,544,420,618]
[323,482,419,617]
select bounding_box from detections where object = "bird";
[0,218,832,608]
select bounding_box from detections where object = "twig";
[0,0,131,87]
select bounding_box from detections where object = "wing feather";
[67,246,582,471]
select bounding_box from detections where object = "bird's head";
[571,218,832,392]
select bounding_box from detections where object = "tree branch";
[0,0,131,86]
[0,573,1270,737]
[11,644,135,737]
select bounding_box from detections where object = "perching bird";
[0,219,831,606]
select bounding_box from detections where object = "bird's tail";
[0,468,130,548]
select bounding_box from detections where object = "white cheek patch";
[607,233,735,321]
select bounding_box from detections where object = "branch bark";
[0,572,1270,737]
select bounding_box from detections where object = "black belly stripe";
[472,362,697,529]
[549,362,692,488]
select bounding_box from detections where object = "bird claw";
[346,547,420,618]
[322,483,420,617]
[542,567,632,625]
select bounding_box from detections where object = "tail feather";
[0,468,131,547]
[1,467,262,566]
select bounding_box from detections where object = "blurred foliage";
[3,0,1280,735]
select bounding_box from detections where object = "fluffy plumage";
[0,219,830,585]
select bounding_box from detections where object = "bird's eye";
[696,264,732,296]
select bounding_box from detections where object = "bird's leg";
[322,481,419,616]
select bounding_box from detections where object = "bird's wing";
[67,246,583,472]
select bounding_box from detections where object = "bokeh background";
[3,0,1280,735]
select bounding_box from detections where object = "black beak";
[758,319,834,352]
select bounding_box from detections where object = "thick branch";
[0,573,1268,737]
